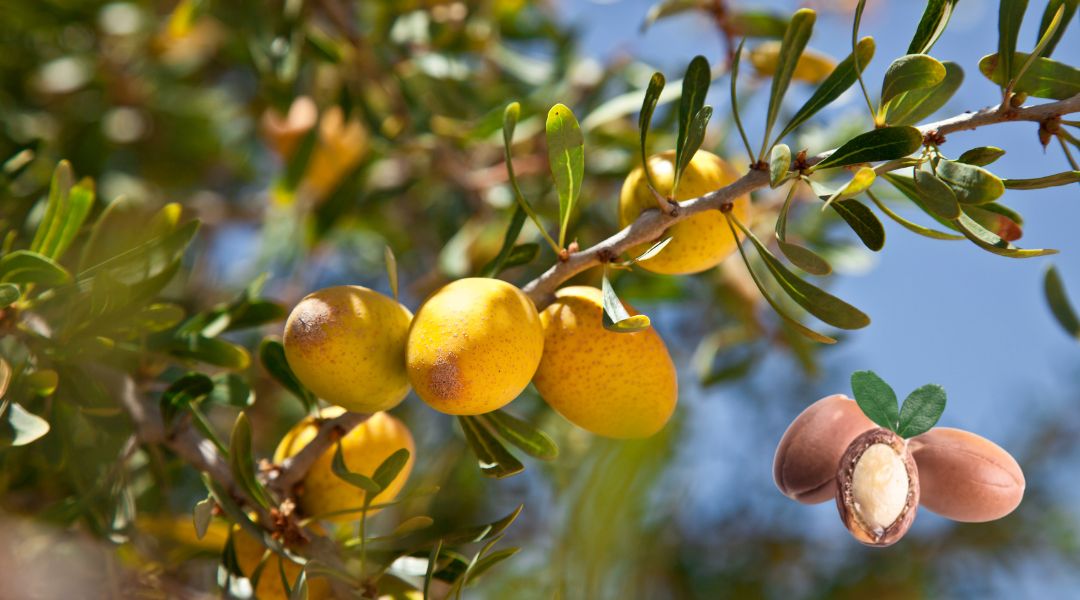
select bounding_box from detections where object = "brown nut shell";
[836,428,920,547]
[909,427,1025,522]
[773,394,877,504]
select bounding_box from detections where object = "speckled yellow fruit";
[749,41,836,84]
[406,278,544,415]
[283,286,413,413]
[274,408,415,521]
[532,286,677,439]
[231,525,331,600]
[619,150,750,275]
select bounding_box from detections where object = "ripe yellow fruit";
[532,286,677,438]
[274,408,416,521]
[283,286,413,413]
[619,150,750,275]
[406,278,544,415]
[749,42,836,84]
[231,525,332,600]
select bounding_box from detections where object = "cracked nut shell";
[836,428,920,547]
[773,394,876,504]
[909,427,1025,522]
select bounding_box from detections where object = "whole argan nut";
[909,427,1025,522]
[773,394,877,504]
[836,428,919,547]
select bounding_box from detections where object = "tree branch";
[267,410,372,496]
[522,94,1080,307]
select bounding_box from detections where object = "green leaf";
[372,448,411,491]
[935,160,1005,204]
[600,271,652,333]
[674,56,711,194]
[730,38,754,161]
[546,104,584,249]
[831,198,886,252]
[210,373,255,408]
[769,144,791,188]
[1045,264,1080,338]
[482,206,528,278]
[0,283,19,307]
[821,166,876,210]
[331,441,382,493]
[478,410,559,461]
[500,102,557,256]
[962,204,1023,242]
[385,245,399,302]
[169,335,251,370]
[0,250,71,285]
[776,36,876,141]
[442,504,524,545]
[881,173,964,232]
[458,416,524,479]
[0,402,51,447]
[229,412,274,509]
[761,8,816,158]
[1002,171,1080,189]
[78,219,198,287]
[850,370,899,431]
[258,338,317,410]
[957,146,1006,166]
[978,52,1080,100]
[629,237,673,264]
[897,384,947,438]
[640,0,707,32]
[880,54,946,106]
[955,212,1057,258]
[464,547,520,583]
[729,9,789,38]
[884,61,963,126]
[813,126,922,170]
[639,72,666,193]
[914,169,961,219]
[30,160,72,255]
[907,0,958,54]
[866,189,964,240]
[1036,0,1078,57]
[998,0,1029,87]
[776,182,832,276]
[730,214,869,329]
[1011,4,1067,91]
[24,370,58,396]
[161,372,214,426]
[288,569,308,600]
[424,540,443,599]
[193,496,214,540]
[0,358,10,399]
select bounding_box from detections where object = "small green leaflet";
[478,410,559,461]
[850,370,899,431]
[674,56,711,195]
[1002,171,1080,189]
[935,160,1005,205]
[813,126,922,171]
[884,61,964,126]
[639,72,666,193]
[600,270,651,333]
[458,416,525,479]
[1036,0,1078,57]
[775,181,832,276]
[384,245,398,301]
[331,441,381,493]
[880,54,946,106]
[997,0,1030,88]
[546,104,584,249]
[760,8,816,160]
[907,0,959,54]
[957,146,1006,166]
[914,169,961,220]
[769,144,791,188]
[897,384,947,438]
[228,412,274,509]
[1044,264,1080,339]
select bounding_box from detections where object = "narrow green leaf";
[161,372,215,426]
[897,384,947,438]
[729,9,789,38]
[193,496,214,540]
[814,126,922,170]
[978,52,1080,100]
[258,338,317,410]
[885,61,963,126]
[963,204,1022,242]
[674,56,711,194]
[777,36,876,141]
[209,373,255,408]
[288,569,308,600]
[880,54,946,106]
[30,160,73,256]
[1011,5,1066,91]
[866,189,964,240]
[957,146,1006,166]
[442,504,525,545]
[482,206,528,278]
[372,448,411,491]
[998,0,1030,87]
[907,0,959,54]
[730,38,754,162]
[424,540,443,599]
[0,250,71,285]
[0,283,19,307]
[170,335,251,369]
[760,8,816,159]
[229,412,274,509]
[850,370,899,431]
[629,237,673,264]
[776,182,832,276]
[730,214,869,329]
[641,0,707,32]
[458,416,525,479]
[914,169,961,219]
[639,72,666,193]
[1002,171,1080,189]
[821,166,876,210]
[546,104,584,248]
[1037,0,1078,57]
[385,245,398,302]
[882,173,965,232]
[502,102,558,255]
[0,402,51,447]
[465,547,520,583]
[831,198,886,252]
[331,440,382,493]
[479,410,559,461]
[1045,264,1080,338]
[955,212,1057,258]
[769,144,791,188]
[600,271,652,333]
[935,159,1005,204]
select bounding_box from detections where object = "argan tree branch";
[522,93,1080,307]
[267,410,372,495]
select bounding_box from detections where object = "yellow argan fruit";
[283,286,413,413]
[532,286,677,439]
[231,525,332,600]
[619,150,750,275]
[406,278,544,415]
[274,408,416,521]
[749,41,837,84]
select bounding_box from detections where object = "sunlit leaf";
[935,159,1005,204]
[997,0,1030,87]
[907,0,959,54]
[880,54,946,106]
[821,166,876,210]
[546,104,584,248]
[639,72,666,193]
[170,335,251,370]
[1002,171,1080,189]
[1011,5,1066,91]
[1045,264,1080,338]
[193,496,215,540]
[813,126,922,170]
[866,189,964,240]
[385,245,399,302]
[372,448,411,491]
[629,237,673,264]
[600,271,652,333]
[0,250,71,285]
[962,204,1023,242]
[851,370,899,431]
[914,169,961,219]
[161,372,214,426]
[1037,0,1078,57]
[978,52,1080,99]
[760,8,816,158]
[258,338,317,411]
[769,144,791,188]
[955,212,1057,258]
[957,146,1006,166]
[674,56,711,194]
[885,61,963,126]
[228,412,274,509]
[776,37,875,141]
[478,410,559,461]
[331,441,382,493]
[458,416,524,479]
[729,10,789,38]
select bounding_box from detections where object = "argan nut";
[909,427,1025,522]
[773,394,877,504]
[836,428,919,547]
